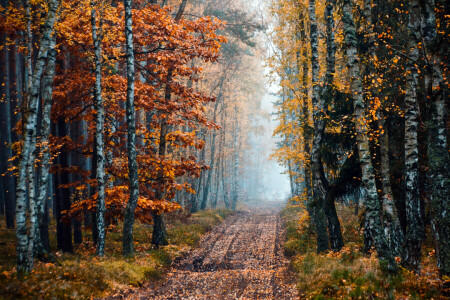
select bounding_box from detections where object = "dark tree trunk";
[309,0,329,253]
[0,28,15,229]
[40,197,50,252]
[56,118,73,253]
[422,0,450,277]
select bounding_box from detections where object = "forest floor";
[281,202,450,299]
[109,201,298,299]
[0,209,234,299]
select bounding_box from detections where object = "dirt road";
[123,205,297,299]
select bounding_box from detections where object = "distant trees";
[269,0,449,275]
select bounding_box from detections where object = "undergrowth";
[281,202,449,299]
[0,208,233,299]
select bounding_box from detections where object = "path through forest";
[115,203,297,299]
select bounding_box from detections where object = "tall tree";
[342,0,396,272]
[0,0,15,229]
[402,0,424,272]
[35,34,57,260]
[363,0,403,258]
[151,0,188,247]
[322,0,344,252]
[308,0,329,253]
[122,0,140,256]
[91,0,106,257]
[15,0,58,273]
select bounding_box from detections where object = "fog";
[240,93,291,202]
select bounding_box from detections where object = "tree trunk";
[298,16,313,216]
[150,0,187,247]
[231,104,239,211]
[15,0,58,273]
[201,91,222,210]
[35,34,57,260]
[378,113,404,258]
[56,117,73,253]
[0,17,15,229]
[402,0,424,273]
[309,0,329,253]
[323,0,344,252]
[363,0,404,258]
[422,0,450,277]
[122,0,140,256]
[91,0,106,257]
[342,0,396,272]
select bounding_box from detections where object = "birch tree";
[122,0,140,256]
[341,0,396,272]
[309,0,329,253]
[15,0,59,273]
[91,0,106,257]
[402,0,424,272]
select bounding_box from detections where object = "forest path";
[121,202,297,299]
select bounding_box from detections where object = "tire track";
[119,205,298,299]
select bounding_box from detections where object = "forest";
[0,0,449,298]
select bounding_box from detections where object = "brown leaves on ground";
[111,204,298,299]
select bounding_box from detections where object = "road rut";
[123,207,297,299]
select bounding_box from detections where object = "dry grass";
[281,202,449,299]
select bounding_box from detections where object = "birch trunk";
[122,0,140,255]
[422,0,450,276]
[342,0,396,272]
[309,0,329,253]
[299,17,313,212]
[364,0,404,258]
[35,34,57,260]
[378,113,404,258]
[402,0,424,272]
[91,1,106,257]
[15,0,58,273]
[324,0,344,252]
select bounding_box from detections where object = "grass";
[281,202,449,299]
[0,208,234,299]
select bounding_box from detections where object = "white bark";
[16,0,59,273]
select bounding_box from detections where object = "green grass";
[0,208,233,299]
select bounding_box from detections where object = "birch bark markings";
[402,0,424,273]
[16,0,59,273]
[299,17,312,210]
[422,0,450,277]
[91,1,106,257]
[342,0,396,272]
[35,35,57,260]
[309,0,329,253]
[324,0,343,252]
[363,0,403,258]
[122,0,140,256]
